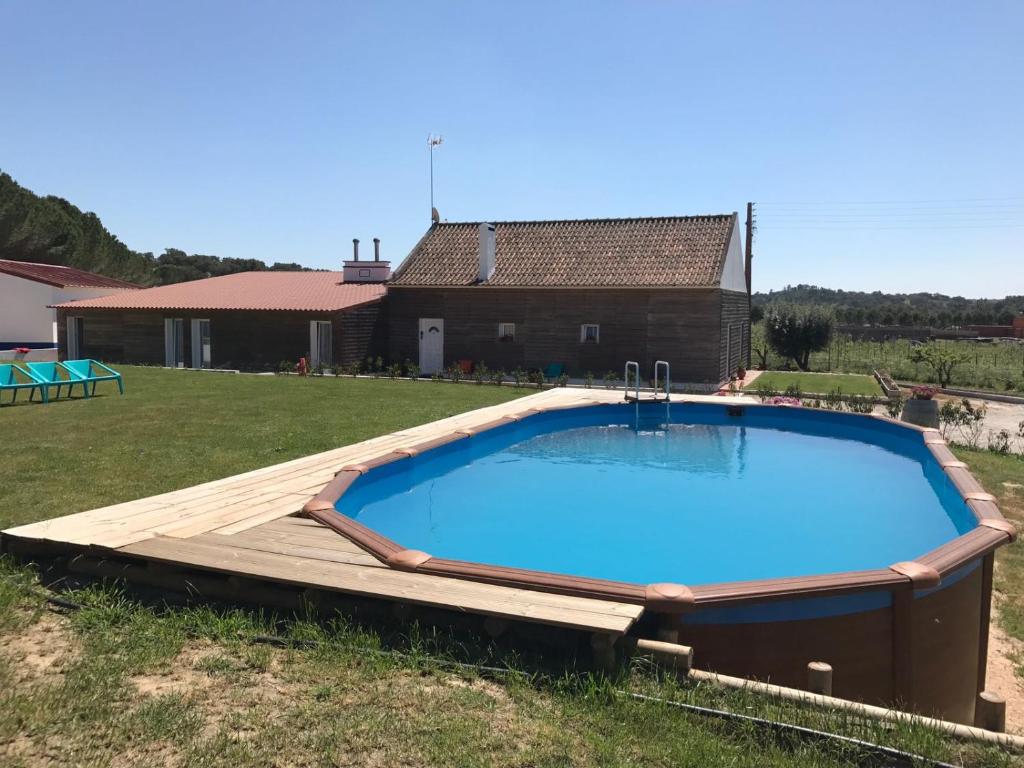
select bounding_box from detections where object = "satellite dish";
[431,207,440,224]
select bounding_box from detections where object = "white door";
[418,318,444,375]
[309,321,333,368]
[191,319,211,369]
[164,318,185,367]
[66,316,83,359]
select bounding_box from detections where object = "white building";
[0,259,139,348]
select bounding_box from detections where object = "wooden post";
[807,661,833,696]
[891,589,914,707]
[656,614,680,644]
[590,633,617,673]
[744,201,754,368]
[978,554,994,694]
[975,691,1006,733]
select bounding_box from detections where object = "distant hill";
[0,171,309,286]
[753,285,1024,327]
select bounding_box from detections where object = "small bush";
[405,361,420,380]
[490,368,505,386]
[584,371,594,389]
[512,368,527,388]
[447,364,463,384]
[885,394,905,420]
[604,371,620,390]
[556,372,569,388]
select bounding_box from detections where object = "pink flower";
[768,395,802,407]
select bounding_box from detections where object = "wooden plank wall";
[719,290,750,380]
[387,287,727,384]
[57,306,386,371]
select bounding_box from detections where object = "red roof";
[53,271,386,312]
[0,259,141,289]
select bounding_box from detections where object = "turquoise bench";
[23,362,77,401]
[0,363,47,404]
[60,359,125,397]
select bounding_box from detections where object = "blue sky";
[1,1,1021,296]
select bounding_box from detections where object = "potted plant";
[901,385,940,428]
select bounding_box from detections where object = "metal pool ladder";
[624,360,672,427]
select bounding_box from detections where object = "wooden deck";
[2,387,719,636]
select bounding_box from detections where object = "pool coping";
[301,400,1017,614]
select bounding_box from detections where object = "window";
[498,322,516,342]
[580,324,600,343]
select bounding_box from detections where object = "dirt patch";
[987,599,1024,734]
[130,641,299,739]
[0,611,77,683]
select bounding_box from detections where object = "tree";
[909,342,969,388]
[750,322,772,370]
[764,305,834,371]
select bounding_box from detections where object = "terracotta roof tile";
[0,259,141,289]
[390,214,736,288]
[53,271,385,312]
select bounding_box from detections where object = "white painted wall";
[719,215,747,293]
[0,272,129,347]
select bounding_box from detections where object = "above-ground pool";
[304,400,1015,723]
[335,404,974,586]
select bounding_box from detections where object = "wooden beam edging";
[685,667,1024,751]
[297,399,1015,614]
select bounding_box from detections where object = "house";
[0,259,139,349]
[387,213,751,387]
[53,250,388,370]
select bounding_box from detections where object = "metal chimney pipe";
[373,238,380,262]
[352,238,360,261]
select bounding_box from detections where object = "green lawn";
[0,368,1019,766]
[0,367,527,531]
[743,371,883,397]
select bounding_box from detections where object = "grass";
[952,448,1024,672]
[0,366,526,530]
[0,367,1022,766]
[742,371,882,397]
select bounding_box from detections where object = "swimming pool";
[334,404,974,586]
[303,398,1014,722]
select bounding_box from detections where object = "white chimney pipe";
[478,223,495,282]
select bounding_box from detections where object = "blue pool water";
[335,404,976,586]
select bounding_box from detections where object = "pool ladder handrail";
[653,360,670,402]
[624,361,640,403]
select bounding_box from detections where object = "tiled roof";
[0,259,141,289]
[390,214,736,288]
[52,271,385,312]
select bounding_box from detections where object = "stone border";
[301,399,1016,614]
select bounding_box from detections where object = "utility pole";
[428,134,443,221]
[745,202,755,367]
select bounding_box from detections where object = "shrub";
[909,343,969,389]
[886,394,905,420]
[988,429,1012,455]
[939,398,987,448]
[763,304,834,371]
[387,363,401,379]
[823,389,845,411]
[556,372,569,388]
[473,361,489,385]
[405,361,420,380]
[447,364,463,384]
[277,360,292,374]
[754,383,779,403]
[604,371,620,390]
[584,371,595,389]
[528,369,545,389]
[847,395,874,414]
[490,368,505,386]
[512,368,527,388]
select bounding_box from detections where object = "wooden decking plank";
[119,536,641,633]
[192,531,382,568]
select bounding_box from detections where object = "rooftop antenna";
[428,133,443,222]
